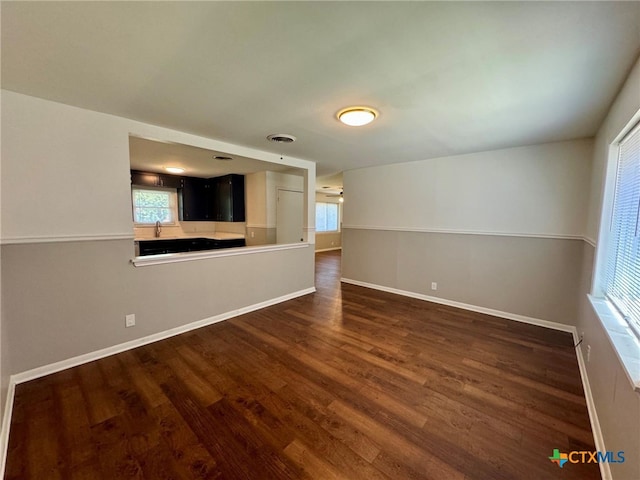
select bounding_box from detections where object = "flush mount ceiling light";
[267,133,296,143]
[212,155,233,161]
[337,106,378,126]
[164,166,185,174]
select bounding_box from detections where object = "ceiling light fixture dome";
[337,106,378,126]
[165,166,185,174]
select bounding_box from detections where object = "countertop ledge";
[131,242,310,267]
[135,232,245,241]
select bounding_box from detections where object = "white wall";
[1,91,315,243]
[0,91,316,398]
[245,170,306,246]
[578,56,640,480]
[266,171,304,228]
[586,58,640,243]
[245,171,305,229]
[344,139,593,237]
[1,93,132,241]
[246,171,268,228]
[342,139,593,325]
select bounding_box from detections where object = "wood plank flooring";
[5,250,599,479]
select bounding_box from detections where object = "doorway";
[276,188,304,244]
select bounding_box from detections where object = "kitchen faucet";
[154,220,162,238]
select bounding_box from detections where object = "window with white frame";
[316,202,340,232]
[603,121,640,335]
[132,187,177,224]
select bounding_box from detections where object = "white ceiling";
[2,2,639,177]
[129,135,296,179]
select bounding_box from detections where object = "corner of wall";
[575,54,640,480]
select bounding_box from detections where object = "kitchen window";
[132,187,177,225]
[316,202,339,232]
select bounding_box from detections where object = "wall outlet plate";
[125,314,136,328]
[431,282,437,291]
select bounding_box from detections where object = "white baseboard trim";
[0,285,316,477]
[341,276,607,480]
[11,286,316,385]
[340,278,574,333]
[0,381,16,480]
[0,280,607,479]
[572,329,610,480]
[315,247,342,253]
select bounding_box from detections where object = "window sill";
[131,242,310,267]
[588,295,640,393]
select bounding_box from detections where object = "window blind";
[316,202,339,232]
[605,121,640,333]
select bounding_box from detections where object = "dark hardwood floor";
[5,250,599,479]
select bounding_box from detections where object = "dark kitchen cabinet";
[180,177,210,221]
[137,237,247,256]
[130,170,245,222]
[160,174,184,188]
[211,174,245,222]
[131,170,183,189]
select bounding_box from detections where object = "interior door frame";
[276,187,304,244]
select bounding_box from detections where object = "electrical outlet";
[587,345,591,362]
[431,282,437,291]
[125,314,136,328]
[250,231,255,238]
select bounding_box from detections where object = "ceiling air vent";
[267,134,296,143]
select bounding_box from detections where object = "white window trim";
[588,296,640,392]
[132,186,179,227]
[591,110,640,393]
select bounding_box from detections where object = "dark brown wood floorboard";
[5,250,599,479]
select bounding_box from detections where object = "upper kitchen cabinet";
[180,176,210,221]
[130,170,245,222]
[131,170,184,189]
[212,174,245,222]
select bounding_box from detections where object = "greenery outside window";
[132,187,177,225]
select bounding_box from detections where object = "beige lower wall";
[0,245,7,412]
[245,227,276,246]
[315,232,342,251]
[342,228,582,325]
[2,239,315,374]
[344,228,640,477]
[576,244,640,480]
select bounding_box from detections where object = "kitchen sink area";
[128,137,307,263]
[135,234,246,256]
